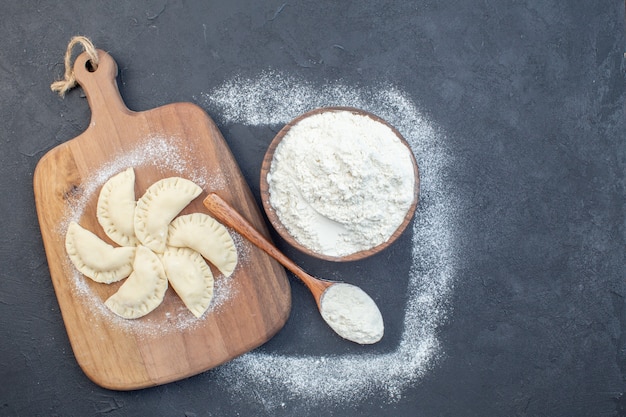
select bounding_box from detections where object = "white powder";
[200,71,459,407]
[320,283,384,344]
[267,110,415,257]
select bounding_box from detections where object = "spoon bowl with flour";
[203,193,384,344]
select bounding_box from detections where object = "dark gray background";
[1,1,625,416]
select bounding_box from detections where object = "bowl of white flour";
[260,107,419,261]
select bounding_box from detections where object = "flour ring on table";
[167,213,238,277]
[162,246,215,318]
[104,245,168,319]
[134,177,202,253]
[96,167,139,247]
[65,221,136,284]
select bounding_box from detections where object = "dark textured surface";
[1,1,625,416]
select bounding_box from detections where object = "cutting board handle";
[73,49,132,125]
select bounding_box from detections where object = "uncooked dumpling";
[168,213,238,277]
[97,167,138,247]
[134,177,202,253]
[104,245,168,319]
[65,221,135,284]
[162,246,214,318]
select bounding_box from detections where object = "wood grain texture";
[259,106,420,262]
[33,50,291,390]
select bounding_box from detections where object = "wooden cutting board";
[33,50,291,390]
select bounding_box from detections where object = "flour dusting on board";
[200,72,458,404]
[60,134,236,335]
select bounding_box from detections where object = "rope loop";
[50,36,99,97]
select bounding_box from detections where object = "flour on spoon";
[320,283,384,345]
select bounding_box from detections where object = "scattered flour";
[60,73,458,404]
[199,71,458,405]
[267,110,416,257]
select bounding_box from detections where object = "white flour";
[320,283,384,344]
[267,110,415,257]
[199,71,459,407]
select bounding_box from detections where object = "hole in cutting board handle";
[85,59,97,72]
[74,50,131,121]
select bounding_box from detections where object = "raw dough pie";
[134,177,202,253]
[162,246,214,318]
[105,245,168,319]
[168,213,238,277]
[65,221,135,284]
[97,167,138,247]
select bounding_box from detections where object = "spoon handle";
[203,193,332,304]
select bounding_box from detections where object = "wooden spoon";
[203,192,384,344]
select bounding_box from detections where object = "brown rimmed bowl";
[259,106,420,262]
